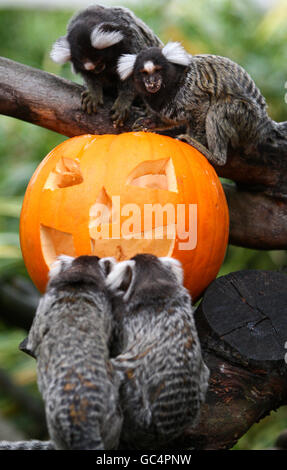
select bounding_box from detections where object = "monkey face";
[80,57,106,74]
[70,41,120,76]
[132,53,166,96]
[118,43,191,103]
[67,28,108,75]
[140,65,163,94]
[51,20,125,77]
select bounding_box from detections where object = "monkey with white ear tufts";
[12,255,123,450]
[117,42,286,165]
[50,4,162,127]
[106,254,210,449]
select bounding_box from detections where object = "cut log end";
[195,269,287,370]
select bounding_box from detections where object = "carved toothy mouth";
[90,227,176,262]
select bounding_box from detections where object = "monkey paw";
[132,116,159,132]
[111,101,130,128]
[81,90,104,114]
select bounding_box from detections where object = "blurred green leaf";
[0,198,22,217]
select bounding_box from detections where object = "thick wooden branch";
[1,57,287,249]
[166,270,287,450]
[0,57,121,136]
[223,183,287,249]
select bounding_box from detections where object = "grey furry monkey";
[0,255,122,450]
[50,4,162,126]
[117,42,286,165]
[106,254,209,449]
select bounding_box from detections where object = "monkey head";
[50,21,126,76]
[19,255,122,450]
[20,255,114,360]
[106,253,184,305]
[117,42,191,97]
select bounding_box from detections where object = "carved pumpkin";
[20,132,229,299]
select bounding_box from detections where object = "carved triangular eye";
[44,157,83,190]
[40,224,75,267]
[126,158,178,192]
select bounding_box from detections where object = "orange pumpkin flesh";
[20,132,229,300]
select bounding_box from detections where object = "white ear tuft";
[159,257,184,285]
[90,25,124,50]
[162,42,191,66]
[117,54,137,80]
[49,255,75,279]
[50,36,71,64]
[106,260,136,301]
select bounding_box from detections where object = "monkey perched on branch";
[117,42,287,165]
[107,254,209,449]
[19,255,122,450]
[50,4,162,126]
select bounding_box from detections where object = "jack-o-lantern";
[20,132,229,299]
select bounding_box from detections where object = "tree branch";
[1,56,287,249]
[160,270,287,450]
[0,56,136,137]
[223,183,287,250]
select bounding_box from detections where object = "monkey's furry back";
[24,255,122,450]
[67,4,163,52]
[108,255,210,449]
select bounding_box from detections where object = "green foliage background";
[0,0,286,449]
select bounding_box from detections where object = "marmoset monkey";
[50,4,162,126]
[107,254,209,449]
[15,255,122,450]
[117,42,286,165]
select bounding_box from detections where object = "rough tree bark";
[0,57,287,250]
[167,270,287,450]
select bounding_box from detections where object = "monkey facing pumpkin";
[20,132,229,300]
